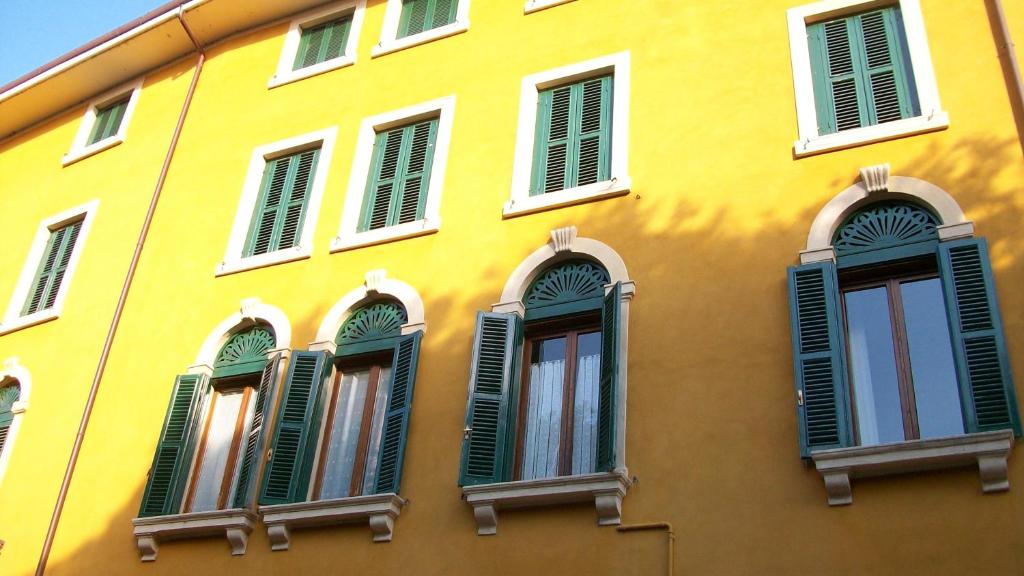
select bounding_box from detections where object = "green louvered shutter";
[231,354,281,509]
[244,148,320,257]
[373,332,422,494]
[531,75,613,195]
[787,262,852,458]
[0,385,20,460]
[938,238,1022,436]
[139,374,208,517]
[87,97,130,145]
[398,0,457,38]
[459,312,522,486]
[22,220,83,316]
[358,119,438,232]
[596,283,621,472]
[259,351,332,505]
[293,16,352,70]
[807,7,918,135]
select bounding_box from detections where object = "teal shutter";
[787,262,852,457]
[531,75,613,195]
[373,332,422,494]
[938,239,1022,436]
[292,17,352,70]
[807,7,918,135]
[139,374,208,517]
[459,312,522,486]
[244,148,320,257]
[87,98,130,145]
[398,0,457,38]
[358,119,438,232]
[596,282,621,472]
[259,351,332,505]
[0,385,20,460]
[22,220,83,316]
[231,354,281,508]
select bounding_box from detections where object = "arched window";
[0,381,21,460]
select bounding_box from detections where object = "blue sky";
[0,0,169,86]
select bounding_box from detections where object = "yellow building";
[1,0,1023,574]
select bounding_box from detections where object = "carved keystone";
[859,163,890,193]
[365,269,387,293]
[550,226,578,253]
[240,298,262,319]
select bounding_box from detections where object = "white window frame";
[0,200,99,335]
[505,52,631,219]
[788,0,948,157]
[331,96,455,252]
[371,0,470,58]
[63,79,143,166]
[268,0,367,89]
[0,358,31,489]
[524,0,576,14]
[217,128,337,277]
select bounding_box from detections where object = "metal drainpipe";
[34,9,205,576]
[617,522,676,576]
[991,0,1024,147]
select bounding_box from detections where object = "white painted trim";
[194,298,292,368]
[62,78,144,166]
[217,127,337,277]
[801,174,970,262]
[507,52,630,216]
[0,200,100,335]
[0,358,31,488]
[371,0,470,58]
[268,0,366,89]
[331,96,455,253]
[524,0,577,15]
[314,270,426,345]
[811,431,1013,505]
[260,493,406,548]
[787,0,948,156]
[131,508,257,561]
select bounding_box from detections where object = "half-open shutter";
[939,238,1022,436]
[459,312,521,486]
[259,351,332,505]
[139,373,208,517]
[596,282,621,472]
[787,262,852,458]
[231,354,281,508]
[373,332,422,494]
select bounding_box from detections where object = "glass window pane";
[901,278,964,438]
[320,369,371,499]
[521,337,566,480]
[191,390,245,512]
[571,332,602,475]
[845,286,905,445]
[361,366,392,495]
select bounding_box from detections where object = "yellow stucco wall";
[1,1,1023,574]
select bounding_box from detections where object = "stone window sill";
[372,21,468,58]
[524,0,576,14]
[268,56,356,89]
[811,430,1013,506]
[259,493,406,549]
[503,178,631,218]
[330,219,439,252]
[461,470,631,535]
[215,246,311,277]
[0,309,59,336]
[793,112,949,157]
[62,136,124,167]
[131,509,257,561]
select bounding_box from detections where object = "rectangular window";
[531,75,613,196]
[358,119,438,232]
[244,148,321,257]
[293,17,352,70]
[87,97,131,145]
[22,220,83,317]
[398,0,458,39]
[186,378,258,512]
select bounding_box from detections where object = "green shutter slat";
[373,332,422,494]
[324,18,351,61]
[459,312,521,486]
[244,149,319,257]
[0,424,8,459]
[259,351,332,505]
[22,220,82,316]
[87,98,129,145]
[278,149,319,249]
[231,354,281,508]
[576,75,613,187]
[939,239,1022,436]
[431,0,456,28]
[139,373,208,517]
[787,262,852,458]
[596,282,621,472]
[531,76,612,195]
[399,0,429,38]
[293,17,352,71]
[359,120,437,231]
[396,120,437,224]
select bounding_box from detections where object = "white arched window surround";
[800,164,974,264]
[0,357,31,487]
[190,298,293,375]
[311,270,426,354]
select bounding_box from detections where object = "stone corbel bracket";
[811,430,1013,506]
[462,470,631,535]
[259,493,406,550]
[131,509,258,561]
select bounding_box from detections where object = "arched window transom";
[524,260,610,318]
[213,325,275,376]
[336,300,408,345]
[833,202,939,257]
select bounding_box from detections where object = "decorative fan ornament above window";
[0,383,20,413]
[833,202,940,257]
[336,301,408,345]
[524,260,611,319]
[213,325,276,377]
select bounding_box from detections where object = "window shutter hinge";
[463,427,472,440]
[267,448,273,461]
[797,390,804,406]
